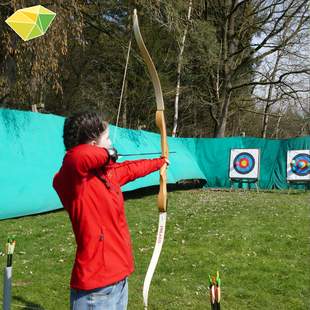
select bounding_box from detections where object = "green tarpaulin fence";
[0,109,309,220]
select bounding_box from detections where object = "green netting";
[0,109,309,220]
[194,137,309,189]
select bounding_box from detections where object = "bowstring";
[113,34,132,144]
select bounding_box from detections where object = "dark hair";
[63,112,108,151]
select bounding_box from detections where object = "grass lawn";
[0,189,309,309]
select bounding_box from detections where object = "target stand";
[230,177,259,192]
[287,150,310,193]
[229,149,260,192]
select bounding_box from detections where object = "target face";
[287,150,310,181]
[229,149,260,179]
[233,153,255,174]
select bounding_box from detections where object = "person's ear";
[89,140,97,146]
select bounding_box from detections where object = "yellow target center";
[240,159,247,167]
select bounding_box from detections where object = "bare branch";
[232,69,310,91]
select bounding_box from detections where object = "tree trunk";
[172,0,192,137]
[213,0,236,137]
[214,90,231,137]
[31,104,38,113]
[261,51,281,138]
[273,115,282,138]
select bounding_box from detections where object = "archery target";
[229,149,260,179]
[287,150,310,181]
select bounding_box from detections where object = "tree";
[0,1,308,138]
[181,0,309,137]
[172,0,192,137]
[0,0,84,111]
[254,0,310,138]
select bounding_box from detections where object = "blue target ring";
[233,152,255,175]
[290,153,310,176]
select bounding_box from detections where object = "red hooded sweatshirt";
[53,144,165,290]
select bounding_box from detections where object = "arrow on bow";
[132,9,169,309]
[119,151,175,157]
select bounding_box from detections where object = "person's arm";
[113,157,166,186]
[66,144,110,177]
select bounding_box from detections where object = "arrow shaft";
[119,151,175,156]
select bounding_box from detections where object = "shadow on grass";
[13,296,45,310]
[123,179,207,200]
[1,179,207,222]
[4,179,307,223]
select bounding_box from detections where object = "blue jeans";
[70,278,128,310]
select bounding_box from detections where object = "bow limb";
[133,9,168,212]
[133,9,168,309]
[132,10,164,111]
